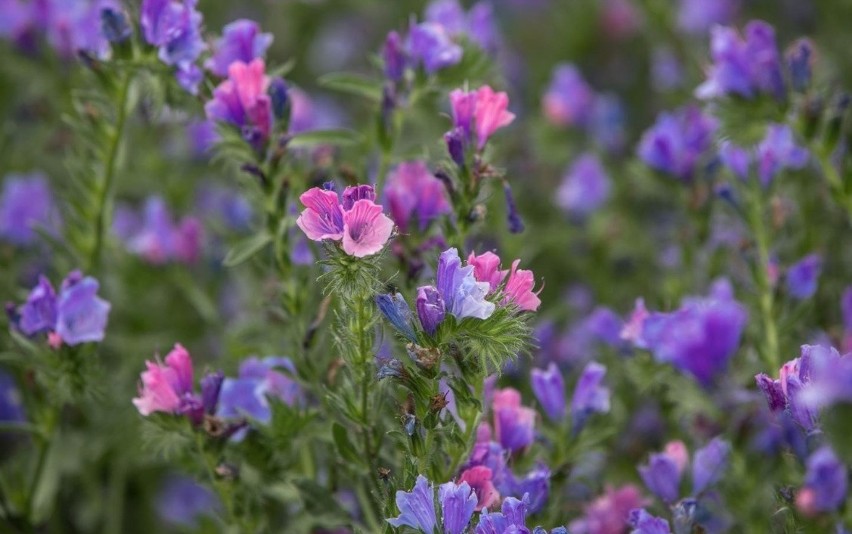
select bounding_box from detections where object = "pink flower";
[204,59,272,146]
[467,251,506,291]
[384,161,451,233]
[133,344,194,416]
[664,440,690,474]
[341,199,395,257]
[449,85,515,150]
[492,388,536,452]
[473,86,515,149]
[296,188,345,241]
[569,484,649,534]
[458,466,500,511]
[503,260,541,311]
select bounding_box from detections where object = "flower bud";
[416,285,445,336]
[268,77,290,121]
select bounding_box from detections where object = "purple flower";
[568,485,649,534]
[786,38,814,93]
[439,480,478,534]
[719,142,751,180]
[542,64,596,127]
[387,475,437,532]
[140,0,205,93]
[508,464,550,514]
[204,59,274,149]
[206,19,273,77]
[425,0,467,35]
[0,173,59,245]
[652,47,684,91]
[408,21,462,74]
[467,2,500,54]
[639,452,682,504]
[115,197,203,264]
[0,370,25,424]
[34,0,115,59]
[503,182,524,234]
[591,94,627,153]
[216,357,301,432]
[492,388,536,453]
[692,437,730,494]
[796,446,847,514]
[156,475,220,527]
[194,184,254,232]
[384,161,451,233]
[628,508,672,534]
[376,293,416,342]
[382,31,407,82]
[696,20,785,101]
[786,254,822,300]
[475,496,528,533]
[530,363,566,421]
[56,276,111,346]
[571,362,610,433]
[677,0,738,35]
[200,371,224,415]
[637,105,718,181]
[557,153,611,218]
[416,285,446,336]
[756,124,808,186]
[628,281,747,386]
[437,248,495,321]
[18,276,58,336]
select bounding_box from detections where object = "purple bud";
[755,374,785,411]
[692,437,730,494]
[382,31,406,82]
[376,293,416,342]
[530,363,566,421]
[629,508,672,534]
[503,182,525,234]
[341,185,376,210]
[786,38,814,93]
[570,362,610,434]
[639,453,682,503]
[268,77,289,121]
[445,127,466,168]
[100,8,131,44]
[201,371,224,415]
[786,253,822,300]
[416,285,446,336]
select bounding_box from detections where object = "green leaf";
[289,129,364,149]
[223,232,273,267]
[318,72,383,102]
[332,422,361,464]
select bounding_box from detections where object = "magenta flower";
[503,260,542,312]
[204,59,273,149]
[132,344,195,416]
[449,85,515,150]
[458,465,500,511]
[467,251,506,291]
[296,185,394,258]
[384,161,451,233]
[295,188,345,241]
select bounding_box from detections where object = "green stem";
[26,414,57,526]
[90,72,132,272]
[748,183,780,371]
[194,433,237,529]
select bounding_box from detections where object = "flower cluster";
[7,271,111,347]
[295,184,394,258]
[140,0,205,93]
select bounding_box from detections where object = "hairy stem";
[748,183,780,371]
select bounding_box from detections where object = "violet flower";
[0,173,59,245]
[140,0,205,93]
[384,161,451,233]
[677,0,738,35]
[492,388,536,453]
[570,362,610,433]
[756,124,809,186]
[115,197,203,264]
[216,356,301,433]
[786,254,822,300]
[628,508,672,534]
[449,85,515,151]
[436,248,495,320]
[530,363,566,421]
[206,19,273,77]
[408,21,462,74]
[439,480,478,533]
[637,105,718,181]
[387,475,437,532]
[542,64,596,127]
[796,446,848,515]
[416,285,446,336]
[205,59,274,150]
[692,437,731,494]
[557,153,611,218]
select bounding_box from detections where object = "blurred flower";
[492,388,536,452]
[186,120,219,157]
[114,197,203,264]
[476,495,528,531]
[543,64,596,127]
[637,105,718,181]
[12,271,110,347]
[628,508,671,534]
[601,0,642,40]
[796,446,847,515]
[156,475,219,527]
[387,475,437,532]
[206,19,272,77]
[194,184,254,232]
[531,362,566,421]
[719,142,751,180]
[425,0,467,35]
[591,94,627,153]
[382,31,407,82]
[459,465,500,512]
[416,285,446,336]
[409,21,462,74]
[35,0,117,58]
[0,173,59,245]
[140,0,205,93]
[625,280,747,385]
[638,447,683,503]
[696,20,785,101]
[571,362,610,433]
[205,59,274,150]
[652,47,684,91]
[677,0,738,35]
[557,153,611,218]
[0,370,25,424]
[437,247,495,320]
[692,437,731,494]
[449,85,515,150]
[786,38,814,93]
[439,480,478,533]
[217,356,301,432]
[786,253,822,300]
[756,124,808,186]
[569,485,649,534]
[384,161,451,233]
